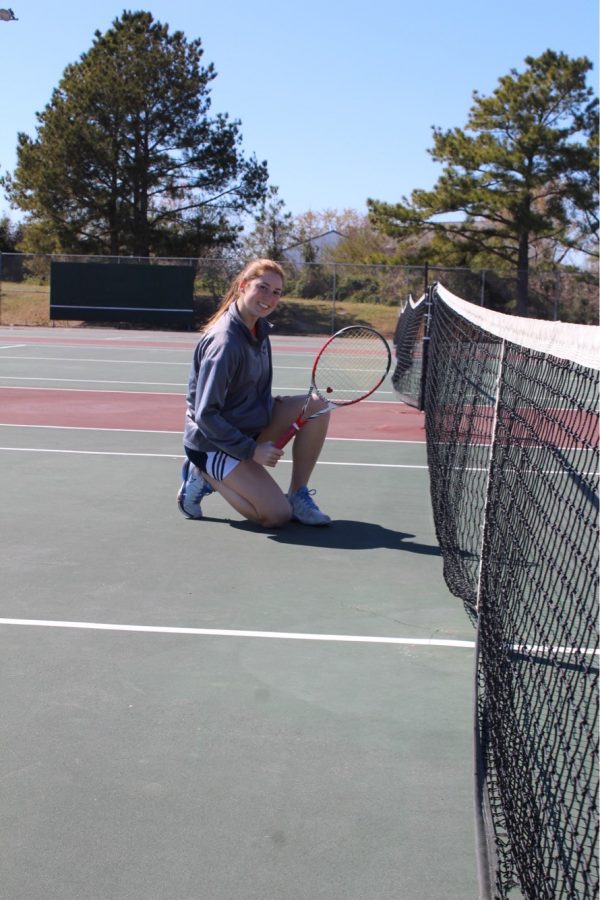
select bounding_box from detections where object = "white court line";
[0,446,426,466]
[0,617,475,648]
[2,447,586,474]
[0,345,317,357]
[2,619,593,657]
[0,384,398,402]
[0,376,187,387]
[0,353,394,376]
[0,355,189,364]
[0,384,185,397]
[0,376,395,396]
[0,355,318,369]
[2,618,594,656]
[0,423,181,434]
[0,340,195,350]
[0,424,424,444]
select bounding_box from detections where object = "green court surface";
[0,327,479,900]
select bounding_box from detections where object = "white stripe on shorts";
[205,449,241,481]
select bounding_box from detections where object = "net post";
[474,337,505,615]
[418,282,435,411]
[331,265,337,334]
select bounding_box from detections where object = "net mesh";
[391,294,427,407]
[395,283,599,900]
[314,326,390,403]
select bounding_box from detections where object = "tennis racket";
[274,325,391,449]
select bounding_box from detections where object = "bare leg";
[204,461,291,528]
[259,395,330,494]
[200,394,329,528]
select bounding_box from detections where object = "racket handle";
[274,419,304,449]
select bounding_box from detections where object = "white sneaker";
[288,486,331,526]
[177,460,214,519]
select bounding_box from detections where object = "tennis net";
[394,283,599,900]
[391,293,428,407]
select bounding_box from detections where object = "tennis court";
[0,324,479,899]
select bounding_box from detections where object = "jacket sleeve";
[191,335,257,460]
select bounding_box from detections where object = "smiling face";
[236,270,283,328]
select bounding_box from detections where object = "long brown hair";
[202,259,286,331]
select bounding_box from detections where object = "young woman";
[178,258,331,527]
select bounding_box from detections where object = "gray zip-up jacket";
[183,303,274,461]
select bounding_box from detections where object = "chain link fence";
[0,252,597,332]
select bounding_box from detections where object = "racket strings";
[314,329,390,403]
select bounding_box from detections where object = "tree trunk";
[108,174,119,256]
[516,231,529,317]
[132,128,151,257]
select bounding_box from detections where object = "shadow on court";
[228,518,442,555]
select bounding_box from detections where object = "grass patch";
[268,299,398,337]
[0,283,54,327]
[192,295,399,337]
[1,282,399,337]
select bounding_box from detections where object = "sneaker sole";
[291,515,331,526]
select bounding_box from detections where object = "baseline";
[0,618,475,648]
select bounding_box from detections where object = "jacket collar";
[229,302,273,342]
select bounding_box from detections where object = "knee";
[258,506,292,529]
[260,514,292,529]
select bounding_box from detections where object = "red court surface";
[0,386,425,439]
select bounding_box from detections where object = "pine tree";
[3,11,268,256]
[368,51,598,315]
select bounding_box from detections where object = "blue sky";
[0,0,598,222]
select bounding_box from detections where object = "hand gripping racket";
[274,325,392,449]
